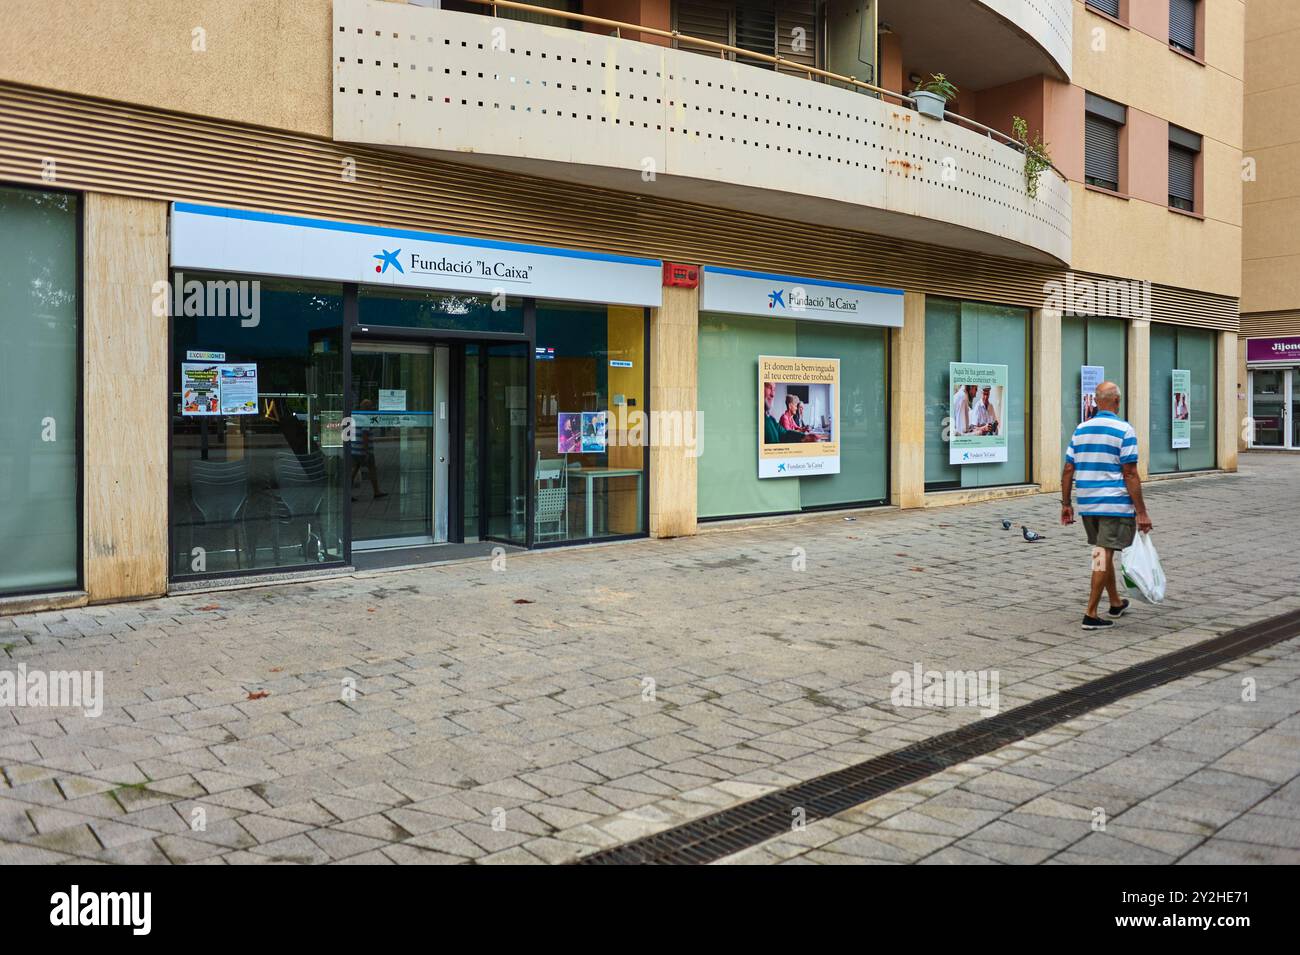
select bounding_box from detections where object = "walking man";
[1060,381,1153,630]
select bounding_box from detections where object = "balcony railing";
[332,0,1071,263]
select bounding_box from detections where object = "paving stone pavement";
[0,454,1297,865]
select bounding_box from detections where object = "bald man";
[1061,381,1153,630]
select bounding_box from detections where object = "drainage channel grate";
[577,607,1300,865]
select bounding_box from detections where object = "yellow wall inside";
[606,305,645,535]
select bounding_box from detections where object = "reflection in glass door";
[484,342,530,545]
[1250,369,1287,448]
[350,343,445,548]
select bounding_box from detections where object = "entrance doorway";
[1248,368,1298,450]
[350,343,450,548]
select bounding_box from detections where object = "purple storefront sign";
[1247,336,1300,363]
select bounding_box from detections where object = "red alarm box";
[662,262,699,288]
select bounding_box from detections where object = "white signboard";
[701,266,904,328]
[171,202,664,308]
[378,389,406,412]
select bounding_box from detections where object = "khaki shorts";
[1082,515,1136,551]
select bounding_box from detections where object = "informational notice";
[758,355,840,479]
[218,364,259,416]
[1171,369,1191,449]
[949,363,1009,465]
[1080,365,1104,424]
[378,389,406,412]
[181,363,222,416]
[182,361,259,416]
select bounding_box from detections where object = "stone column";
[1218,330,1239,472]
[1032,307,1062,492]
[649,283,698,538]
[84,193,170,602]
[890,291,926,509]
[1127,319,1151,480]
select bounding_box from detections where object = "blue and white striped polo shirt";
[1066,411,1138,517]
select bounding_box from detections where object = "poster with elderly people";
[949,362,1009,465]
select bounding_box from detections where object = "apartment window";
[674,0,818,74]
[1086,0,1120,18]
[1084,93,1126,193]
[1169,125,1201,213]
[1170,0,1197,55]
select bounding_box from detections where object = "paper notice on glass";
[181,363,222,416]
[219,363,259,416]
[378,389,406,412]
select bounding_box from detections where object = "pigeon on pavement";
[1001,519,1012,530]
[1022,525,1045,542]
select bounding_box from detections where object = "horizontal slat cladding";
[1240,312,1300,338]
[0,82,1238,331]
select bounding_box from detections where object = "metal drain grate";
[577,607,1300,865]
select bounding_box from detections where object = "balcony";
[332,0,1071,265]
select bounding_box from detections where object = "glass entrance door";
[1250,369,1288,448]
[350,343,445,548]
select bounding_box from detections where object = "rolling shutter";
[674,1,817,72]
[1086,0,1119,17]
[1168,146,1195,209]
[1085,115,1120,191]
[1170,0,1197,53]
[776,0,818,76]
[675,0,732,55]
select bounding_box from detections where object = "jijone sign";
[169,203,664,308]
[700,265,904,327]
[1246,336,1300,363]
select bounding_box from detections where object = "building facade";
[1241,0,1300,451]
[0,0,1243,611]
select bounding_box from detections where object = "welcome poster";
[757,356,839,479]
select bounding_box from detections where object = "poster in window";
[218,363,259,416]
[580,411,607,452]
[757,356,839,478]
[1080,365,1104,423]
[949,363,1009,465]
[557,413,582,453]
[181,363,221,416]
[1171,368,1191,449]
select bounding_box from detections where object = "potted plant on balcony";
[910,73,957,120]
[1012,115,1054,200]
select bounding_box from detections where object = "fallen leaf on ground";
[197,605,221,612]
[246,690,270,700]
[513,598,535,605]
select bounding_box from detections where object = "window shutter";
[676,0,733,56]
[1170,0,1196,53]
[735,0,778,66]
[1085,115,1121,191]
[776,0,818,76]
[1169,145,1196,208]
[1087,0,1120,17]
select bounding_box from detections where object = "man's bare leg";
[1104,548,1123,608]
[1085,546,1109,619]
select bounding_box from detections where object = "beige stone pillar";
[1236,335,1249,453]
[1127,319,1151,479]
[1032,307,1062,492]
[890,291,926,509]
[649,284,698,538]
[83,193,170,603]
[1218,330,1239,472]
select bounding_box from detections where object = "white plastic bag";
[1120,531,1166,604]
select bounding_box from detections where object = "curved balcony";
[879,0,1072,85]
[332,0,1071,265]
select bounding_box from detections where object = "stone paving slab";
[0,455,1297,864]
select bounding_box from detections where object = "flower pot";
[911,90,947,120]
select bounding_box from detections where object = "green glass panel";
[960,302,1028,489]
[697,313,800,517]
[1177,328,1216,471]
[1087,318,1128,422]
[796,322,888,508]
[924,298,961,487]
[1148,324,1178,474]
[0,187,80,596]
[1060,316,1087,462]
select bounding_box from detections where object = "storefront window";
[925,299,1030,489]
[170,275,345,577]
[533,301,647,541]
[697,314,888,518]
[358,288,525,335]
[1060,316,1128,461]
[0,187,79,596]
[1149,325,1216,473]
